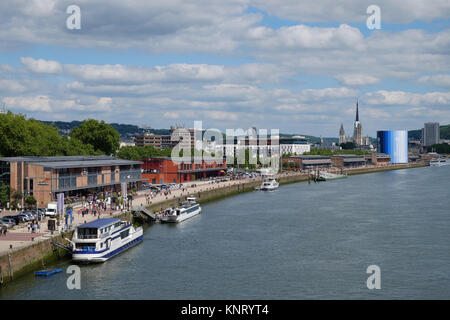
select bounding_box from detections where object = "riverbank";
[0,162,428,287]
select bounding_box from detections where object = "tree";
[11,189,23,208]
[0,184,9,208]
[70,119,120,155]
[340,142,356,150]
[0,112,98,157]
[427,143,450,154]
[25,195,37,208]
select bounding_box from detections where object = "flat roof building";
[330,154,366,168]
[422,122,440,147]
[141,157,227,184]
[282,155,331,170]
[0,155,142,208]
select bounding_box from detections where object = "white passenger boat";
[260,176,279,191]
[160,197,201,223]
[319,171,347,180]
[430,159,449,167]
[69,218,143,262]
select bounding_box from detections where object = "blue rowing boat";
[35,268,63,276]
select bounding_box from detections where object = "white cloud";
[21,57,62,74]
[335,74,380,86]
[298,87,358,101]
[418,74,450,88]
[364,90,450,106]
[3,96,52,112]
[251,0,450,23]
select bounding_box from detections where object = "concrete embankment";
[345,162,428,176]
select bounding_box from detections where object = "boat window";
[75,243,96,251]
[120,229,130,239]
[77,228,98,239]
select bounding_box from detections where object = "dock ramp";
[51,240,72,254]
[132,205,158,221]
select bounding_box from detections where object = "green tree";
[340,142,356,150]
[11,189,23,208]
[0,112,98,157]
[427,143,450,154]
[70,119,120,155]
[25,195,37,208]
[0,184,9,208]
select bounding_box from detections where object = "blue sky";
[0,0,449,137]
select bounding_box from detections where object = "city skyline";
[0,1,449,137]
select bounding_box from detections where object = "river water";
[1,165,450,299]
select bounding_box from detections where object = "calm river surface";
[1,165,450,299]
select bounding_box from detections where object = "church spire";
[355,100,359,122]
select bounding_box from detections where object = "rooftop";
[285,155,330,159]
[77,218,120,229]
[0,156,142,168]
[331,154,365,158]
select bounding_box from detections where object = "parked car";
[0,218,15,228]
[18,212,33,222]
[3,215,22,224]
[0,221,10,229]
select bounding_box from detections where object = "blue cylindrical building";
[377,130,408,164]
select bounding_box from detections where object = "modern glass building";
[377,130,408,164]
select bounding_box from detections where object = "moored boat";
[260,175,279,191]
[160,197,201,223]
[430,158,449,167]
[319,171,347,180]
[69,218,143,263]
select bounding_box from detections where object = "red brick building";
[141,157,227,184]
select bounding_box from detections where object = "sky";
[0,0,449,137]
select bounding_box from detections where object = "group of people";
[79,201,109,218]
[27,221,40,233]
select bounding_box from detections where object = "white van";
[45,202,58,217]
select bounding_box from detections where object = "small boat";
[430,159,449,167]
[68,218,143,263]
[260,175,279,191]
[35,268,63,276]
[160,197,201,223]
[319,171,347,180]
